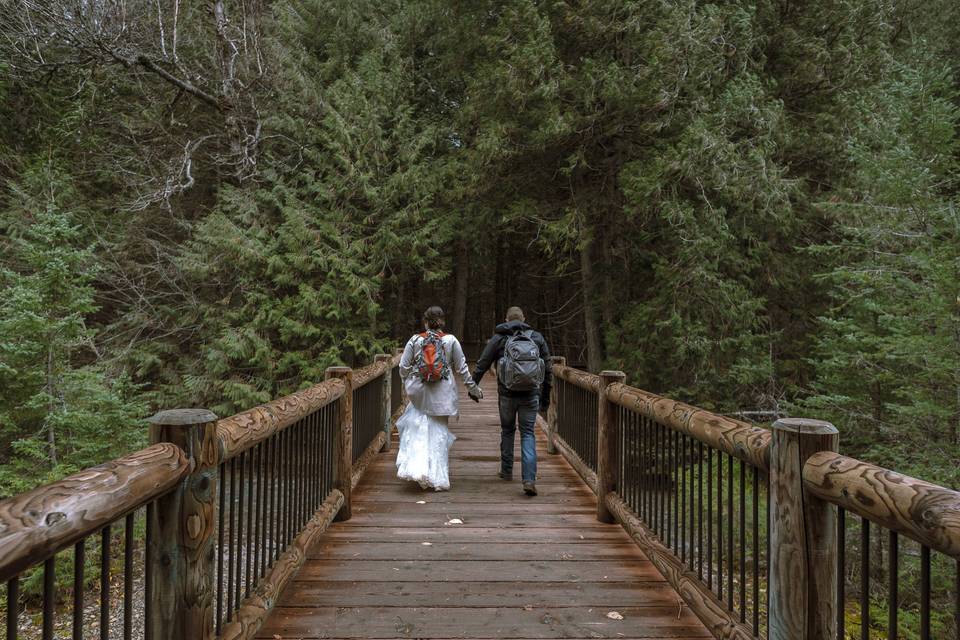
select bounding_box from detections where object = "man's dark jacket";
[472,320,552,407]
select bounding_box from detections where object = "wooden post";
[769,418,839,640]
[596,370,626,523]
[546,356,565,455]
[375,354,393,452]
[325,366,354,522]
[146,408,220,640]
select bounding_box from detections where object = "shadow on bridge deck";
[258,384,710,640]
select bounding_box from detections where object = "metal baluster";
[145,502,154,640]
[680,433,687,564]
[837,507,846,640]
[674,429,680,552]
[707,446,713,590]
[861,518,870,640]
[227,457,237,620]
[698,441,704,581]
[7,577,19,640]
[43,557,55,640]
[217,462,225,634]
[752,466,760,635]
[920,545,931,640]
[124,513,134,640]
[74,540,85,640]
[235,451,245,611]
[737,459,745,621]
[257,441,267,584]
[717,447,723,601]
[888,531,898,640]
[727,453,734,611]
[100,525,110,640]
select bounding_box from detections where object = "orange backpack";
[415,331,451,382]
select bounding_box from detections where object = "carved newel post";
[546,356,566,455]
[769,418,839,640]
[325,366,354,521]
[596,370,626,523]
[147,408,220,640]
[375,353,394,452]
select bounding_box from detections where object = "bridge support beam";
[769,418,839,640]
[545,356,566,455]
[596,370,626,523]
[326,366,354,522]
[146,408,220,640]
[375,353,394,452]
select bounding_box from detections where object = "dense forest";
[1,0,958,497]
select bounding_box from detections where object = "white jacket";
[399,332,478,416]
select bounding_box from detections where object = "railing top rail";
[606,381,771,470]
[551,363,771,470]
[0,442,190,583]
[553,363,601,392]
[217,377,346,461]
[803,451,960,560]
[352,358,392,389]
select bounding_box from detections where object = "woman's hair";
[423,305,445,330]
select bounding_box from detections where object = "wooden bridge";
[1,353,958,640]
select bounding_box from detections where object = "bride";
[396,306,483,490]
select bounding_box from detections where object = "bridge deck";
[258,386,710,639]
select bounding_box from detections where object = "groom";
[472,307,551,496]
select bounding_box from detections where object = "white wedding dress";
[395,332,479,491]
[395,402,457,490]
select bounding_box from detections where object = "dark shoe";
[498,471,512,481]
[523,482,537,496]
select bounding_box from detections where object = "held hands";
[468,385,484,403]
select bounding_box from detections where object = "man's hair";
[423,305,445,330]
[505,306,525,322]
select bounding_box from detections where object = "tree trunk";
[452,240,469,339]
[580,235,604,373]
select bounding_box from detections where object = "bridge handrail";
[0,443,190,584]
[0,350,403,640]
[804,451,960,560]
[549,361,772,470]
[217,377,347,462]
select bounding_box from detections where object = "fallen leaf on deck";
[606,611,624,620]
[445,518,463,525]
[421,542,433,546]
[523,604,534,611]
[416,500,426,504]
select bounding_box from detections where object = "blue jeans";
[499,393,539,482]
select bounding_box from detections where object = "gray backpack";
[498,330,544,391]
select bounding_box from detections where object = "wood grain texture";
[148,412,221,640]
[604,381,771,470]
[216,377,345,461]
[597,371,626,523]
[768,418,839,640]
[605,492,756,640]
[0,443,190,583]
[552,362,601,392]
[351,431,388,490]
[353,359,391,389]
[326,366,354,521]
[220,490,343,640]
[803,451,960,560]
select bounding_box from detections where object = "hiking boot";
[498,471,512,481]
[523,481,537,496]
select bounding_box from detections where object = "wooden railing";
[0,353,403,640]
[542,359,960,640]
